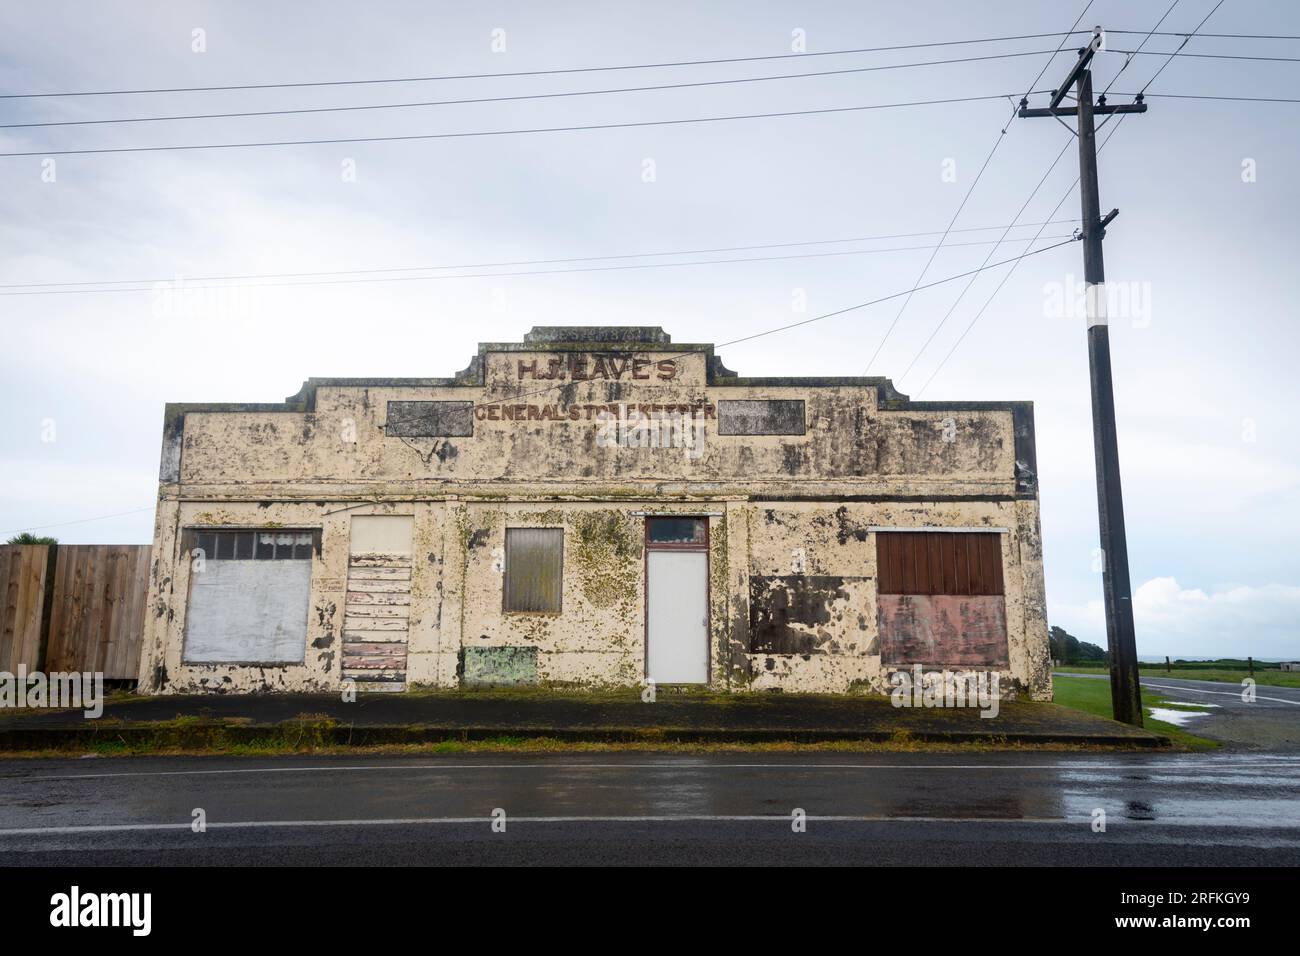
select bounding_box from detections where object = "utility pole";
[1019,28,1147,726]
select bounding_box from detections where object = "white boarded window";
[504,528,563,613]
[183,530,314,664]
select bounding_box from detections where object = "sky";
[1,1,1297,659]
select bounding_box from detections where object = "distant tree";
[1049,625,1107,664]
[6,533,57,545]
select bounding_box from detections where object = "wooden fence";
[0,545,53,673]
[0,544,151,680]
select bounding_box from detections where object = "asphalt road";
[1057,673,1300,751]
[1,750,1297,865]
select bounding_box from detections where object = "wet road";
[1,751,1297,865]
[1057,673,1300,751]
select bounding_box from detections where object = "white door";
[647,550,709,684]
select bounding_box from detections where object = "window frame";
[502,527,565,614]
[644,516,710,551]
[179,526,319,666]
[182,527,320,563]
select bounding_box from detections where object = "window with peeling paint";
[503,528,563,613]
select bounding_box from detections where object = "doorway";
[645,517,709,684]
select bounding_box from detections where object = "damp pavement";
[0,751,1297,865]
[1056,673,1300,752]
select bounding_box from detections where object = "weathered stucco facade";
[138,326,1051,699]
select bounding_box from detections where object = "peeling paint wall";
[139,327,1051,699]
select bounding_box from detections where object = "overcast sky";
[2,1,1297,659]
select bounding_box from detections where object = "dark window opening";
[646,517,707,545]
[190,529,315,562]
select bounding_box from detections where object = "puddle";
[1165,701,1219,708]
[1149,707,1211,726]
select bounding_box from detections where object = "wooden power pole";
[1019,29,1147,726]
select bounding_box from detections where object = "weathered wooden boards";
[0,544,150,679]
[341,552,411,691]
[0,545,50,673]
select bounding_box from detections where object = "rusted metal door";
[645,517,709,684]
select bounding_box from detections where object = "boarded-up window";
[183,529,315,664]
[876,532,1004,596]
[717,399,806,435]
[504,528,563,613]
[385,400,474,437]
[876,532,1008,667]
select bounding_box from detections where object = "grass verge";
[1051,675,1218,750]
[1,735,1163,759]
[1054,666,1300,689]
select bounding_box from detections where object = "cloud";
[1053,576,1300,660]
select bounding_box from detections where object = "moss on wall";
[571,510,642,611]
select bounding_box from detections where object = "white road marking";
[1139,681,1300,706]
[3,813,1297,836]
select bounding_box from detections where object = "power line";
[5,85,1290,160]
[0,506,156,537]
[380,236,1079,432]
[0,220,1080,292]
[0,50,1071,130]
[1100,0,1183,98]
[1107,29,1299,39]
[896,139,1076,384]
[0,92,1033,158]
[19,239,1081,529]
[916,0,1226,396]
[1139,0,1229,95]
[0,31,1099,100]
[860,0,1096,375]
[914,114,1127,398]
[6,28,1288,102]
[0,235,1079,296]
[1112,48,1300,62]
[895,8,1174,384]
[1139,91,1300,102]
[890,4,1109,383]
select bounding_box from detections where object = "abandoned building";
[138,326,1051,698]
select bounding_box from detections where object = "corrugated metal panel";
[877,532,1004,596]
[504,528,563,612]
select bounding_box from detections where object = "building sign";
[514,354,679,382]
[474,401,715,422]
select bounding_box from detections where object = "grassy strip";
[1054,666,1300,689]
[2,733,1162,759]
[1051,675,1218,750]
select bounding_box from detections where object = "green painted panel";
[462,645,539,686]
